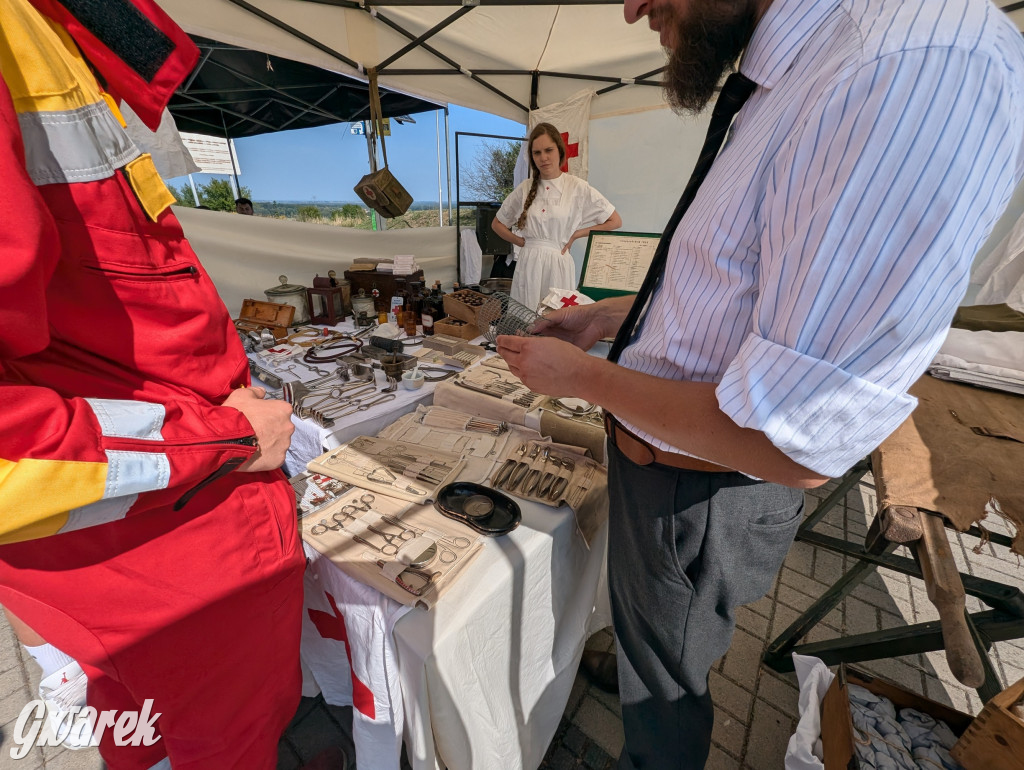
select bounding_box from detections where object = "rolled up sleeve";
[717,334,916,477]
[717,47,1024,478]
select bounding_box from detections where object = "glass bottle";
[422,284,445,336]
[404,281,421,335]
[390,278,408,326]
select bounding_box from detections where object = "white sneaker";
[38,662,96,749]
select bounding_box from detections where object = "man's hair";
[235,197,252,206]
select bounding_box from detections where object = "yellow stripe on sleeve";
[0,456,108,544]
[0,0,105,114]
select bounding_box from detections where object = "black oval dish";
[434,482,521,536]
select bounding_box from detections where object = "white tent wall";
[175,207,457,316]
[562,105,711,283]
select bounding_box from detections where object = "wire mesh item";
[476,292,545,344]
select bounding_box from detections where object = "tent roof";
[158,0,1024,123]
[169,36,443,137]
[157,0,671,121]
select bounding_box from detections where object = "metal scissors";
[433,534,471,564]
[341,492,375,513]
[309,514,349,536]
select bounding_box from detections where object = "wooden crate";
[433,316,479,340]
[442,289,488,326]
[952,675,1024,770]
[822,664,972,770]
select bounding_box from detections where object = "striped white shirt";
[619,0,1024,478]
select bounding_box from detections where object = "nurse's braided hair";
[516,123,567,230]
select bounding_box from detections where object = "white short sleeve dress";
[495,172,615,312]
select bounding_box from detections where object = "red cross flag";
[528,89,594,180]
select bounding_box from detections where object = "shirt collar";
[741,0,843,89]
[541,172,564,192]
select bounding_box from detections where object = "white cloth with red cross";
[539,287,596,313]
[300,543,412,770]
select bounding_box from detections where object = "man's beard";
[660,0,758,114]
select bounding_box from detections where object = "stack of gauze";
[393,254,417,275]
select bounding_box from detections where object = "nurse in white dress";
[492,123,622,312]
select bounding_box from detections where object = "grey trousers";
[607,444,804,769]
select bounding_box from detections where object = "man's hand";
[497,335,592,397]
[222,387,295,472]
[531,296,632,350]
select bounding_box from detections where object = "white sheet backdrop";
[175,206,457,317]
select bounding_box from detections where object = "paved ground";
[0,473,1020,769]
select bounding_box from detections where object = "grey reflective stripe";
[85,398,166,441]
[104,450,171,498]
[18,101,140,186]
[59,494,137,534]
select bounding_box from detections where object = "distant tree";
[341,203,365,219]
[462,140,521,203]
[190,179,252,212]
[296,204,322,222]
[169,183,196,207]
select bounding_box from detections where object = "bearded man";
[497,0,1024,766]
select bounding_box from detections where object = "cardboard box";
[235,298,295,339]
[822,664,972,770]
[443,289,488,325]
[433,316,478,340]
[952,675,1024,770]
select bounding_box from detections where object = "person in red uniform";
[0,0,306,766]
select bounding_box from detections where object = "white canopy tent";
[157,0,671,122]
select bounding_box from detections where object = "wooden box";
[235,298,295,339]
[343,268,424,304]
[433,316,479,340]
[822,664,972,770]
[353,167,413,218]
[443,289,488,326]
[952,675,1024,770]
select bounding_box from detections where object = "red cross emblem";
[560,294,580,307]
[308,592,376,718]
[560,132,579,172]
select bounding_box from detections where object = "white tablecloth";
[395,505,609,770]
[291,389,610,769]
[302,504,609,770]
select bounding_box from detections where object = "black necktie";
[607,72,757,363]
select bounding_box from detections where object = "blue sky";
[166,104,525,204]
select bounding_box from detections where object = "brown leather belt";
[604,413,732,473]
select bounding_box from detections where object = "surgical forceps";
[310,513,350,536]
[340,492,375,513]
[366,523,415,553]
[315,394,396,426]
[352,518,414,556]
